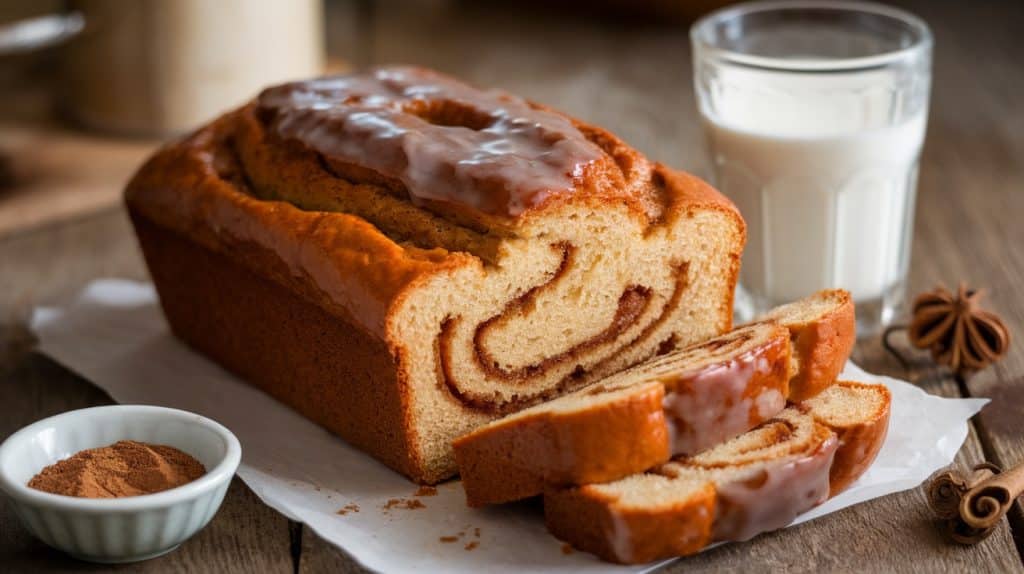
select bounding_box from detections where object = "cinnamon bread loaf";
[124,66,745,484]
[454,290,853,506]
[544,381,891,564]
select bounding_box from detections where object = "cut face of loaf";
[803,380,892,495]
[453,290,854,506]
[543,381,891,564]
[124,66,745,483]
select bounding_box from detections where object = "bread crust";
[130,213,430,481]
[543,479,715,564]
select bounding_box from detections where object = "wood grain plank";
[0,208,147,324]
[0,124,158,238]
[886,0,1024,555]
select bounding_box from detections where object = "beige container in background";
[63,0,324,136]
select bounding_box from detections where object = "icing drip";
[712,434,839,541]
[662,353,785,456]
[257,66,605,216]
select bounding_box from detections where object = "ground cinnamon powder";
[27,440,206,498]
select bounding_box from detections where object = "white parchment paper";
[28,280,988,573]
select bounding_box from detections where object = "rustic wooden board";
[888,0,1024,554]
[0,209,147,324]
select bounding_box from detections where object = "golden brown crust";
[543,480,715,564]
[781,291,856,402]
[453,382,669,507]
[125,111,463,341]
[815,381,892,495]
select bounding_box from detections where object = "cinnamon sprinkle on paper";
[464,541,479,551]
[414,485,438,497]
[561,543,574,555]
[383,498,425,511]
[440,536,459,543]
[336,503,360,515]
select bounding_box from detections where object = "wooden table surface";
[2,0,1023,572]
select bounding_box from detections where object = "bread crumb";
[439,526,481,546]
[336,503,360,515]
[414,485,438,497]
[383,498,426,511]
[561,543,574,555]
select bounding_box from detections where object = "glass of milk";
[692,1,932,336]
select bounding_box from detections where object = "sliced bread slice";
[754,289,855,401]
[543,381,891,564]
[454,321,791,507]
[453,290,854,506]
[453,377,671,511]
[803,380,891,495]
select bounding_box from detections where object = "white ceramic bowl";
[0,405,241,563]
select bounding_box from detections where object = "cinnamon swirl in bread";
[544,381,891,564]
[454,290,853,506]
[125,66,745,483]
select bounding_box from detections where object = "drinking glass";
[691,1,932,336]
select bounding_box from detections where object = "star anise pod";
[908,283,1011,378]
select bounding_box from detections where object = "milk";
[698,65,928,321]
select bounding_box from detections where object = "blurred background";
[0,0,1020,326]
